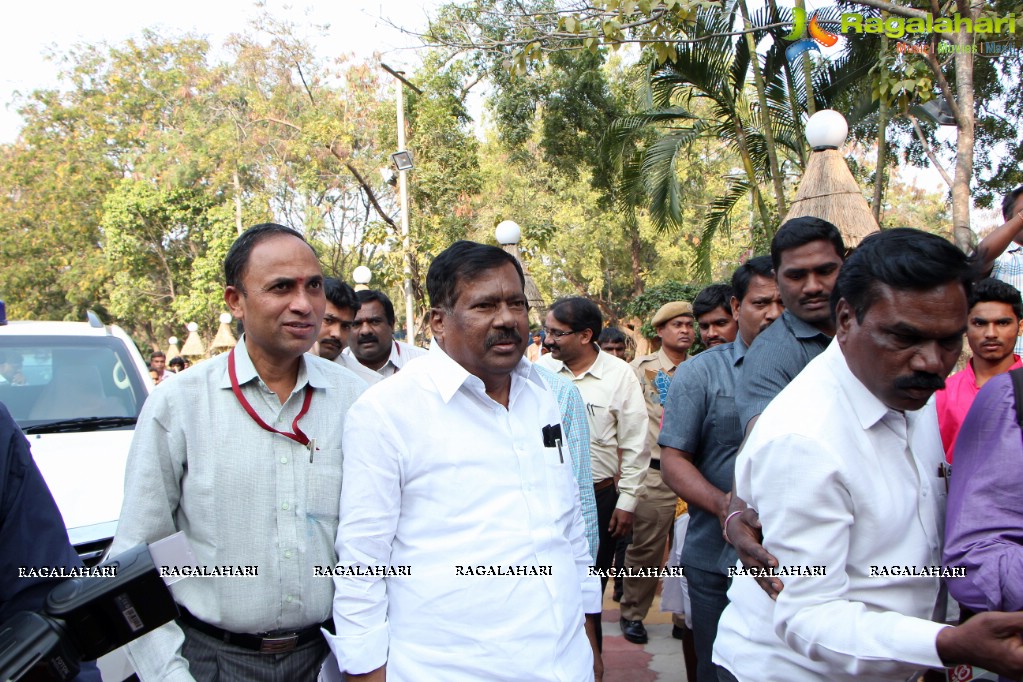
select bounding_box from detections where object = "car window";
[0,337,147,427]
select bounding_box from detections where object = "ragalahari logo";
[783,8,841,62]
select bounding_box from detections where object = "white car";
[0,312,152,680]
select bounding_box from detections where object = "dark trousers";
[593,482,620,651]
[685,565,731,682]
[594,483,620,595]
[717,666,740,682]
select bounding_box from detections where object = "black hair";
[168,356,185,369]
[223,223,312,289]
[598,327,627,346]
[693,284,735,318]
[731,255,775,302]
[151,350,166,360]
[969,277,1022,320]
[549,297,602,343]
[324,277,360,312]
[427,240,524,310]
[770,217,846,271]
[1002,185,1023,221]
[831,228,975,323]
[356,289,396,326]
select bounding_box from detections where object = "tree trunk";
[950,2,976,251]
[795,0,816,117]
[628,216,644,298]
[872,29,889,225]
[233,169,244,235]
[732,118,775,240]
[738,0,788,221]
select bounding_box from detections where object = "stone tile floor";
[600,592,687,682]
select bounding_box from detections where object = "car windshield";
[0,336,147,429]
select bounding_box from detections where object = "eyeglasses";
[542,328,579,339]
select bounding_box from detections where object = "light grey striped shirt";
[111,337,365,681]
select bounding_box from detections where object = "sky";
[0,0,444,142]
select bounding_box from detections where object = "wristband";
[722,509,744,545]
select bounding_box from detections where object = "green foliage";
[1,22,400,347]
[625,280,705,339]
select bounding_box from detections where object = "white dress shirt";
[713,340,949,681]
[111,338,366,681]
[537,349,649,511]
[333,352,382,386]
[327,344,601,681]
[341,338,427,377]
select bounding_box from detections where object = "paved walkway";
[600,592,687,682]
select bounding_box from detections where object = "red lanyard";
[228,348,313,446]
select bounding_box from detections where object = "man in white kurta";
[326,240,601,681]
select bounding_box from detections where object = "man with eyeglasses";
[342,289,427,378]
[537,297,649,648]
[316,278,382,386]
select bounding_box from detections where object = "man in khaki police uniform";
[620,302,695,644]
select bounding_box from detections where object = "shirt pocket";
[586,402,615,446]
[711,393,742,448]
[544,449,580,524]
[305,450,343,521]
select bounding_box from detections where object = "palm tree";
[603,0,880,278]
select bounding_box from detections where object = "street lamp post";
[495,220,546,325]
[381,63,422,344]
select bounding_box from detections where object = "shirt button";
[284,550,293,559]
[285,595,294,603]
[280,457,288,464]
[282,503,290,510]
[922,490,928,497]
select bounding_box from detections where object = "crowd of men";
[4,184,1023,682]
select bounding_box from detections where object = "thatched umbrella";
[786,110,879,248]
[181,322,206,358]
[210,313,238,353]
[165,336,182,359]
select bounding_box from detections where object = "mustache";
[798,295,830,307]
[893,372,946,391]
[485,329,523,349]
[357,333,379,344]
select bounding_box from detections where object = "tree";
[0,22,401,347]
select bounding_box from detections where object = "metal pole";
[394,71,415,344]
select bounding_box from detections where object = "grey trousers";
[180,623,329,682]
[685,565,731,682]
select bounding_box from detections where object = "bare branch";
[327,143,399,230]
[908,113,953,188]
[922,33,964,126]
[853,0,930,19]
[294,60,316,105]
[253,116,302,131]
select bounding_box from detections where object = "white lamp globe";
[168,336,178,346]
[352,266,372,286]
[186,322,199,332]
[805,110,848,150]
[219,313,233,324]
[495,220,521,245]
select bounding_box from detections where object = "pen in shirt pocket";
[541,424,564,463]
[937,462,951,494]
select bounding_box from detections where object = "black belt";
[649,459,661,471]
[594,478,615,491]
[178,606,331,654]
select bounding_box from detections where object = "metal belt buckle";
[259,633,299,654]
